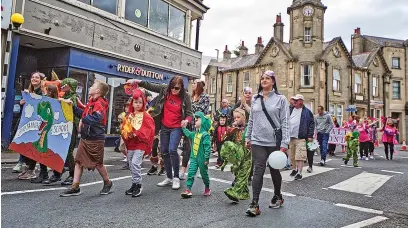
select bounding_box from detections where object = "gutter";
[325,61,329,111]
[235,70,239,104]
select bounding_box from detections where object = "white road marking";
[381,170,404,175]
[341,165,362,169]
[341,216,388,228]
[209,164,231,172]
[329,172,392,195]
[208,177,296,197]
[335,203,383,215]
[1,174,146,196]
[272,166,335,182]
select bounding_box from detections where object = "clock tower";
[287,0,327,52]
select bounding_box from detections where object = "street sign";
[346,105,356,112]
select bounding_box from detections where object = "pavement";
[1,147,408,228]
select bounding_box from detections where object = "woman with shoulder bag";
[245,70,290,216]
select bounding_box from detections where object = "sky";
[196,0,408,74]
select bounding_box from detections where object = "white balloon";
[268,151,288,169]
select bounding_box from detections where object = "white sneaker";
[157,178,172,187]
[365,157,369,161]
[172,178,180,190]
[179,172,186,180]
[307,167,313,173]
[370,155,374,160]
[12,163,23,173]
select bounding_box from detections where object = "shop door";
[391,112,401,142]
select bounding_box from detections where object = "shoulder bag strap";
[260,97,278,130]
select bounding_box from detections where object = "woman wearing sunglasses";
[126,77,193,190]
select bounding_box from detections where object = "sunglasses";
[171,86,181,91]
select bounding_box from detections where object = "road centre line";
[381,170,404,174]
[340,216,388,228]
[335,203,383,215]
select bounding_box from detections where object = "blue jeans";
[160,125,183,179]
[317,132,330,161]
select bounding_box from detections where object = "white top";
[289,108,302,138]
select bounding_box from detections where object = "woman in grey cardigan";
[245,70,290,216]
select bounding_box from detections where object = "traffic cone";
[401,140,407,151]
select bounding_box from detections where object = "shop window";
[106,77,127,135]
[227,74,233,93]
[93,0,117,15]
[125,0,148,27]
[77,0,91,3]
[149,0,169,36]
[392,81,401,99]
[68,69,88,104]
[329,103,343,124]
[168,5,185,41]
[243,72,250,88]
[333,69,340,91]
[354,73,361,94]
[301,64,313,87]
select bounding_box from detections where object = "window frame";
[392,57,400,69]
[392,80,401,99]
[227,74,233,93]
[329,103,343,124]
[332,69,341,91]
[354,73,362,94]
[243,71,250,88]
[372,76,378,97]
[301,64,313,87]
[90,0,118,15]
[210,77,216,94]
[304,27,312,43]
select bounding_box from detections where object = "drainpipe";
[220,71,224,110]
[325,61,329,111]
[383,73,387,117]
[350,34,354,115]
[367,70,371,117]
[194,18,201,51]
[235,70,239,104]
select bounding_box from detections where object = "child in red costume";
[122,88,155,197]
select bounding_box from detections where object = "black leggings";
[359,142,369,158]
[307,150,314,168]
[182,138,191,167]
[384,142,394,159]
[368,142,374,155]
[251,145,282,203]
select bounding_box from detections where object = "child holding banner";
[121,88,155,197]
[60,80,113,197]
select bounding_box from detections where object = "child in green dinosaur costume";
[220,108,251,202]
[181,111,212,198]
[343,131,360,167]
[44,78,78,185]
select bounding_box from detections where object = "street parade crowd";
[9,70,401,217]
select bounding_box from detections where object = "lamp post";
[1,13,24,148]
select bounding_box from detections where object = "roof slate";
[363,35,405,48]
[352,52,371,68]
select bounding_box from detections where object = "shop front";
[2,41,189,147]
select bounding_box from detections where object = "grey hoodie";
[245,90,290,149]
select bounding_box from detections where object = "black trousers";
[359,142,369,158]
[251,145,282,203]
[307,150,314,168]
[182,138,191,168]
[384,142,394,159]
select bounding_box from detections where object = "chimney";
[223,45,231,60]
[255,37,264,54]
[273,13,284,42]
[352,27,363,55]
[239,41,248,56]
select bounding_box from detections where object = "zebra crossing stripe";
[329,172,392,195]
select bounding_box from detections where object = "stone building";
[203,0,407,142]
[1,0,209,147]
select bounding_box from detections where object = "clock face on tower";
[303,6,314,16]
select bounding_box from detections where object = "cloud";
[29,93,42,100]
[198,0,408,58]
[54,112,59,120]
[24,104,34,118]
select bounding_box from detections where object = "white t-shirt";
[290,108,302,138]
